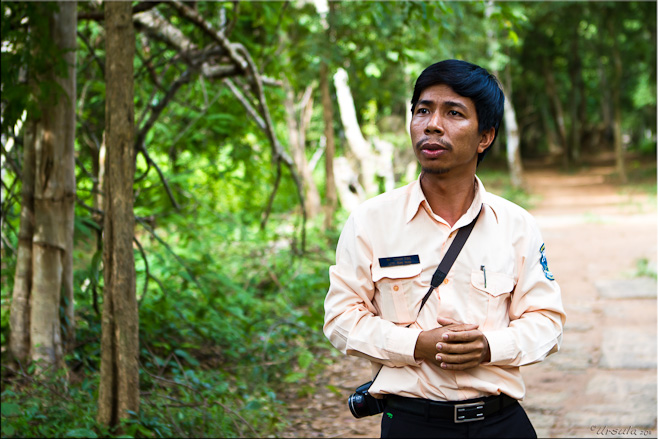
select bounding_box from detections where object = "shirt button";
[393,285,399,291]
[443,279,449,285]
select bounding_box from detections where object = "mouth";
[419,141,450,158]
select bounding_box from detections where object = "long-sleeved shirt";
[324,176,566,401]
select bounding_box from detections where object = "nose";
[425,112,444,134]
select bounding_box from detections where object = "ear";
[477,127,496,154]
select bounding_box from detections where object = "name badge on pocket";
[379,255,420,268]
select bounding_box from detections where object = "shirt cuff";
[483,329,517,365]
[384,325,423,366]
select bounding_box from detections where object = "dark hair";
[411,59,505,165]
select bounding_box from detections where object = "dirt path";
[281,161,657,438]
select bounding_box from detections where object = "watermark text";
[591,426,653,436]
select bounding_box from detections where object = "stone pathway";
[521,164,657,438]
[281,163,657,438]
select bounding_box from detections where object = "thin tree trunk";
[320,62,337,230]
[284,82,321,219]
[541,104,562,156]
[315,0,337,229]
[98,1,139,427]
[29,1,76,368]
[568,28,583,165]
[333,68,376,198]
[503,68,524,189]
[543,59,568,158]
[608,15,627,183]
[9,119,36,364]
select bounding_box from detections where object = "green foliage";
[1,366,110,439]
[633,258,657,280]
[477,164,538,210]
[1,2,72,137]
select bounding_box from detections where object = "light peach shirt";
[324,176,566,402]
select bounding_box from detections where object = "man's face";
[410,84,494,176]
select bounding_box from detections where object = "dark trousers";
[380,399,537,438]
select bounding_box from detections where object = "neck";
[420,172,477,227]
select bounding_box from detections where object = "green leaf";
[174,349,200,366]
[65,428,98,438]
[3,424,16,436]
[283,372,305,383]
[1,402,21,417]
[297,349,313,370]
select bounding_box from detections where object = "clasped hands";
[414,316,491,370]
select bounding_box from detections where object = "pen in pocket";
[480,265,487,288]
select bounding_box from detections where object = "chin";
[421,166,451,175]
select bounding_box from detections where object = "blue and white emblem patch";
[539,243,555,281]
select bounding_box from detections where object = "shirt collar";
[405,175,499,226]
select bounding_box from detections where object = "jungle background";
[0,1,656,438]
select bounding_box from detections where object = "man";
[323,59,566,438]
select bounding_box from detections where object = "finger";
[441,324,479,335]
[441,329,482,342]
[436,352,481,366]
[437,340,482,355]
[439,359,481,371]
[437,316,462,326]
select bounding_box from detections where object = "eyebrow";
[443,100,469,112]
[416,99,470,113]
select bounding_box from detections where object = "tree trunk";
[541,104,562,156]
[608,15,627,183]
[503,69,524,189]
[9,119,36,364]
[543,59,568,158]
[320,62,337,230]
[333,68,377,198]
[504,97,524,189]
[283,81,321,219]
[568,28,583,165]
[98,1,139,427]
[27,1,77,368]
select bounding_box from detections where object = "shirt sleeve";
[483,217,566,366]
[323,213,422,368]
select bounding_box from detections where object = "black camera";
[348,381,385,418]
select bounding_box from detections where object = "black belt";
[386,394,518,423]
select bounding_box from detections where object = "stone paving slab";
[569,371,658,429]
[596,278,658,299]
[599,329,657,369]
[601,299,657,325]
[564,403,657,429]
[540,332,596,371]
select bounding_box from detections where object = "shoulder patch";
[539,244,555,281]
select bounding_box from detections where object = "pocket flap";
[372,263,422,283]
[470,270,515,296]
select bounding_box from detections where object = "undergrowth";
[1,213,339,438]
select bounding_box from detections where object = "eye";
[416,108,429,114]
[448,110,462,117]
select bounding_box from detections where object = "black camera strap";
[410,204,483,324]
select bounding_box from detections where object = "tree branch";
[261,162,282,230]
[78,1,163,21]
[133,236,150,306]
[135,144,181,210]
[136,217,204,292]
[76,30,105,76]
[135,67,193,152]
[168,0,248,71]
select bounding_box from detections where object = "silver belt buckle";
[454,401,485,423]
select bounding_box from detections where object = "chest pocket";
[470,270,515,329]
[373,264,423,325]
